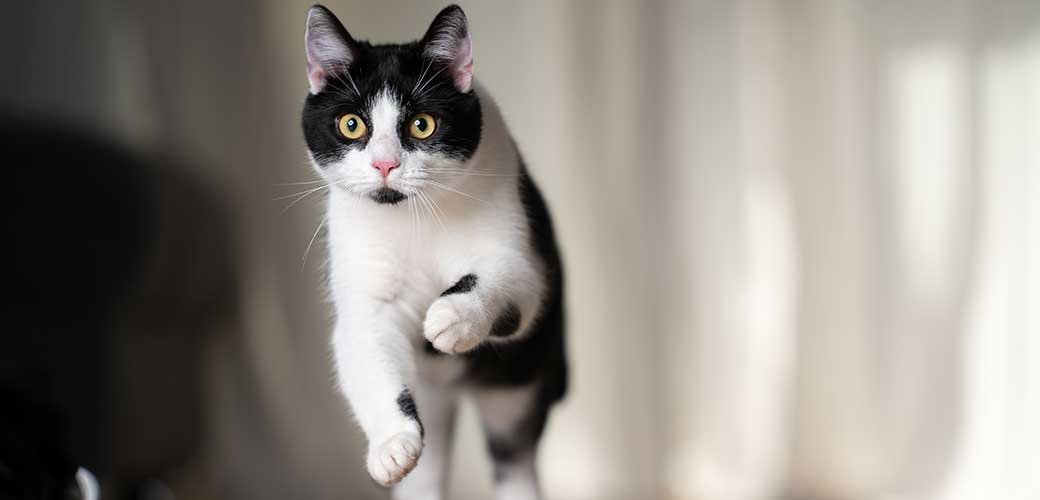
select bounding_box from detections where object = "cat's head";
[301,4,482,206]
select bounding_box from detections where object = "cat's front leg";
[333,311,424,487]
[423,255,543,354]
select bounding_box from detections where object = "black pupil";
[415,118,428,132]
[346,118,357,132]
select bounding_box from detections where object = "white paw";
[423,295,488,354]
[367,431,423,487]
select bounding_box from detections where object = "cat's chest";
[327,203,509,290]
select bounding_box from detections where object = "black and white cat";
[301,5,567,499]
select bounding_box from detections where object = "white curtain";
[649,1,1040,499]
[457,1,1040,499]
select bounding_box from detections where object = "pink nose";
[372,159,400,179]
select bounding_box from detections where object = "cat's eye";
[337,113,367,140]
[409,113,437,140]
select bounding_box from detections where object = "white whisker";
[279,188,329,215]
[412,57,434,95]
[276,179,328,186]
[276,185,328,201]
[423,168,519,178]
[278,178,352,213]
[407,193,418,247]
[416,79,447,99]
[413,192,423,238]
[342,70,361,97]
[417,189,445,232]
[426,180,490,205]
[324,77,358,101]
[415,64,447,97]
[301,216,327,269]
[419,188,447,231]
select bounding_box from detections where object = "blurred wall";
[3,1,1039,500]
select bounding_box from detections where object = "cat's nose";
[372,159,400,179]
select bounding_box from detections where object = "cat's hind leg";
[472,383,552,500]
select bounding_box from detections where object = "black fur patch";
[489,302,521,337]
[370,187,406,205]
[487,435,518,464]
[441,273,477,296]
[422,340,445,355]
[396,388,423,437]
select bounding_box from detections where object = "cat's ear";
[421,5,474,93]
[305,5,359,94]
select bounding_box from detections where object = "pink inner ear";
[307,62,327,94]
[452,37,474,93]
[453,63,473,93]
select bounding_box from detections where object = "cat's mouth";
[369,187,407,205]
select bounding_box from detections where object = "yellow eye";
[337,114,367,139]
[409,113,436,140]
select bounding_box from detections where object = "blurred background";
[2,1,1038,499]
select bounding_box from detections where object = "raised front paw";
[423,294,489,354]
[367,431,423,487]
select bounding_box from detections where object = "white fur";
[368,88,404,162]
[493,458,542,500]
[315,82,547,496]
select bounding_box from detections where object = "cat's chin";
[369,187,407,205]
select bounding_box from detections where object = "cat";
[301,5,567,500]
